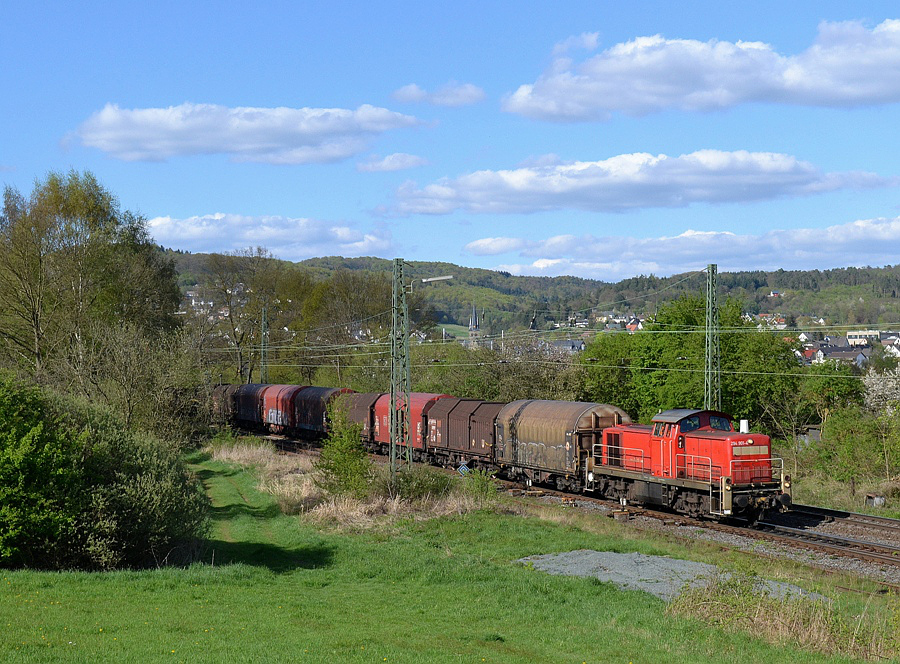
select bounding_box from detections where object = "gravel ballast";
[533,495,900,587]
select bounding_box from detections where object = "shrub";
[814,406,885,481]
[372,464,456,500]
[0,379,82,569]
[462,469,499,506]
[314,401,372,499]
[0,373,208,570]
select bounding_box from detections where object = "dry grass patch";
[205,440,500,525]
[258,473,322,514]
[304,492,487,531]
[506,501,578,527]
[668,572,900,661]
[791,470,900,518]
[210,441,315,474]
[206,441,324,513]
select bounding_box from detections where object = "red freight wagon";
[261,385,308,432]
[373,393,452,449]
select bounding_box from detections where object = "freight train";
[212,384,792,520]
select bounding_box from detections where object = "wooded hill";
[170,251,900,330]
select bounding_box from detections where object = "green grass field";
[0,452,888,663]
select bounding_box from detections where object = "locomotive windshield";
[679,416,700,432]
[676,413,734,433]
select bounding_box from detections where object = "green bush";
[0,373,208,570]
[814,406,884,482]
[463,469,499,506]
[385,465,456,500]
[315,401,372,499]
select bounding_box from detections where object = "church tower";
[468,303,482,348]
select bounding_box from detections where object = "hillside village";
[182,285,900,371]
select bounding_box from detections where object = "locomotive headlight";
[588,472,595,483]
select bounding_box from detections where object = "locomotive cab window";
[679,416,700,433]
[653,423,662,436]
[709,416,732,431]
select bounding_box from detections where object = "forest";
[172,253,900,332]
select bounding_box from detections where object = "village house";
[551,339,586,354]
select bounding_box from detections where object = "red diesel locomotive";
[213,384,791,520]
[589,408,791,519]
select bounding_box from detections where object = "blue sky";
[3,1,900,281]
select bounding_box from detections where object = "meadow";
[1,450,894,663]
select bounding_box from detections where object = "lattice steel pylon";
[260,305,269,384]
[704,264,721,411]
[390,258,412,477]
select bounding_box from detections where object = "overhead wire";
[261,355,868,382]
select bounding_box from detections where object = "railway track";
[504,482,900,576]
[789,503,900,533]
[734,520,900,568]
[260,432,900,581]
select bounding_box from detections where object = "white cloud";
[392,81,486,106]
[357,152,429,172]
[77,102,420,163]
[464,237,527,255]
[483,216,900,280]
[504,19,900,120]
[394,149,892,215]
[552,32,600,56]
[147,213,392,260]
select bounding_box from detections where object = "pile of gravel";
[519,550,820,602]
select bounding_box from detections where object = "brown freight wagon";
[427,398,484,451]
[232,384,270,426]
[495,400,630,482]
[469,401,504,457]
[343,392,384,445]
[293,386,355,435]
[211,384,241,423]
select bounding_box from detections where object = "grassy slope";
[0,454,869,663]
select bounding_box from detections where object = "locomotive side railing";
[675,454,715,482]
[730,457,783,485]
[591,444,651,473]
